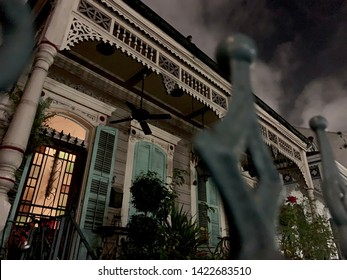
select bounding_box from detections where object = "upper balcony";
[57,0,230,128]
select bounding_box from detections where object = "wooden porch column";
[0,42,58,232]
[0,0,78,232]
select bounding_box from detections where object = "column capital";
[0,40,58,195]
[33,41,58,72]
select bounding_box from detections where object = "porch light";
[170,87,184,97]
[96,42,115,56]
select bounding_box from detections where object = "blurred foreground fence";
[0,1,346,260]
[0,0,33,92]
[194,34,347,259]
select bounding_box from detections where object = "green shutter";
[80,126,118,230]
[207,179,221,247]
[128,141,167,218]
[197,175,209,232]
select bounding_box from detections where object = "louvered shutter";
[128,141,167,218]
[80,126,118,230]
[197,176,209,234]
[207,179,221,247]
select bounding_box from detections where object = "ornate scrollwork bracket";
[193,34,284,259]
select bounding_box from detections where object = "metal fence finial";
[194,34,284,259]
[0,0,34,91]
[310,116,347,259]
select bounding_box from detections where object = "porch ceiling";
[67,41,220,127]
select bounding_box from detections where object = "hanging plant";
[130,171,176,218]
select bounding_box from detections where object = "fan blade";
[109,117,133,124]
[147,114,171,120]
[140,121,152,135]
[125,101,138,112]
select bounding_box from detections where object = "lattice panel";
[278,137,293,156]
[268,130,278,144]
[310,165,321,179]
[78,0,111,31]
[212,91,227,109]
[159,54,179,78]
[293,149,301,160]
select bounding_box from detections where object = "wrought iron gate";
[7,139,86,259]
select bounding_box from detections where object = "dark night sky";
[142,0,347,132]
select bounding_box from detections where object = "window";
[128,141,167,217]
[197,175,221,247]
[121,121,180,225]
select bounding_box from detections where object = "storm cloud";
[142,0,347,131]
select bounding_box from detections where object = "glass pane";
[66,162,74,173]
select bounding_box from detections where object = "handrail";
[66,212,98,260]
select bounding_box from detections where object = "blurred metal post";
[194,34,284,259]
[0,0,34,91]
[310,116,347,259]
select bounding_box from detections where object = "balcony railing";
[4,212,97,260]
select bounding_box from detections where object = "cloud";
[251,61,283,113]
[141,0,347,131]
[295,77,347,131]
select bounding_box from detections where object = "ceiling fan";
[109,75,171,135]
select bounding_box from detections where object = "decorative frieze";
[159,54,179,78]
[260,123,303,164]
[212,91,227,109]
[293,149,301,160]
[310,165,321,179]
[161,75,177,95]
[278,137,293,156]
[78,0,111,31]
[268,130,278,144]
[271,145,279,159]
[64,17,107,49]
[260,124,268,138]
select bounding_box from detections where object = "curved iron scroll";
[310,116,347,259]
[0,0,34,91]
[194,34,284,259]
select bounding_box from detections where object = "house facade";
[0,0,321,259]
